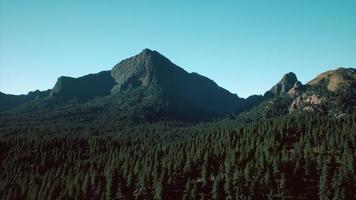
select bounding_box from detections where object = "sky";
[0,0,356,98]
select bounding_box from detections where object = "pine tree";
[277,173,286,200]
[154,169,167,200]
[183,178,193,200]
[233,169,242,200]
[82,173,91,199]
[224,156,234,199]
[153,178,164,200]
[201,162,209,188]
[190,182,198,200]
[105,167,119,200]
[319,161,330,200]
[212,176,224,200]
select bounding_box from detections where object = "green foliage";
[0,113,355,199]
[212,176,224,199]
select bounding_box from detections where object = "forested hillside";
[0,50,355,199]
[1,113,355,200]
[1,0,355,198]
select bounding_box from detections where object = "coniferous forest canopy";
[0,49,355,200]
[0,114,355,200]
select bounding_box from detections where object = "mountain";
[50,70,116,102]
[0,71,115,112]
[0,90,50,112]
[0,49,354,123]
[0,49,262,122]
[269,72,299,96]
[110,49,249,120]
[1,53,354,200]
[290,67,356,114]
[244,67,356,119]
[307,67,356,92]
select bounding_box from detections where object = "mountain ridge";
[0,49,354,122]
[269,72,299,96]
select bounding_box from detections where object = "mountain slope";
[0,90,50,112]
[0,50,354,123]
[1,49,261,122]
[50,70,116,102]
[244,67,356,119]
[110,49,248,120]
[269,72,299,96]
[307,67,356,92]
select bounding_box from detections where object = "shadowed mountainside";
[0,49,354,122]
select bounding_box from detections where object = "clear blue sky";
[1,0,355,98]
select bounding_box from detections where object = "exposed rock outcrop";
[289,94,326,113]
[287,81,305,98]
[270,72,299,96]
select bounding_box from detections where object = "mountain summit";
[111,49,248,120]
[111,48,186,92]
[0,49,354,122]
[307,67,356,92]
[270,72,299,96]
[251,67,356,118]
[0,49,258,121]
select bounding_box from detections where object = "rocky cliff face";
[262,67,356,116]
[287,81,305,98]
[289,95,326,113]
[299,67,356,114]
[270,72,299,96]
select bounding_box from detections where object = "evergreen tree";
[154,169,167,200]
[183,178,193,200]
[319,161,331,200]
[212,176,225,200]
[190,182,198,200]
[277,173,286,200]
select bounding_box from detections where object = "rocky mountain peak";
[110,49,186,92]
[140,48,155,55]
[108,49,249,120]
[270,72,299,96]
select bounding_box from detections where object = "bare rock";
[287,81,305,98]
